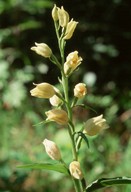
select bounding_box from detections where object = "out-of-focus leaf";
[22,0,53,13]
[3,81,26,107]
[75,104,97,114]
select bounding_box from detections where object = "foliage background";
[0,0,131,191]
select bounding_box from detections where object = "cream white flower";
[45,109,68,125]
[69,161,83,180]
[43,139,61,160]
[83,115,109,136]
[49,88,62,106]
[30,83,55,99]
[64,19,78,40]
[74,83,87,98]
[31,42,52,58]
[52,4,58,21]
[58,6,69,27]
[64,51,82,76]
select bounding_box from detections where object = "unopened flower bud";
[52,4,58,21]
[69,161,83,180]
[49,88,62,106]
[64,19,78,40]
[74,83,87,98]
[30,83,55,99]
[64,51,82,76]
[43,139,61,160]
[31,42,52,58]
[58,6,69,27]
[45,109,68,125]
[83,115,109,136]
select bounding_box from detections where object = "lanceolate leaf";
[76,131,90,151]
[86,177,131,191]
[78,132,90,148]
[18,163,69,175]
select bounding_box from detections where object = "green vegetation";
[0,0,131,191]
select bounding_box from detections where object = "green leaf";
[33,120,50,126]
[17,163,69,175]
[86,177,131,191]
[76,131,90,151]
[79,132,90,148]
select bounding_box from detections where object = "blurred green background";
[0,0,131,191]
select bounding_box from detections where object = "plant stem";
[72,178,82,192]
[55,23,82,192]
[61,72,83,192]
[61,73,77,160]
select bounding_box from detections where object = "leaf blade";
[86,177,131,191]
[17,163,69,175]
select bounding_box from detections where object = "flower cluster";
[30,4,109,187]
[52,5,78,40]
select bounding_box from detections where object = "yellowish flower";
[83,115,109,136]
[30,83,55,99]
[64,19,78,40]
[43,139,61,160]
[74,83,87,98]
[69,161,83,180]
[58,6,69,27]
[49,88,62,106]
[45,109,68,125]
[31,42,52,58]
[52,4,58,21]
[64,51,82,76]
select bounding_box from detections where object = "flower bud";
[74,83,87,98]
[49,88,62,106]
[58,6,69,27]
[64,19,78,40]
[45,109,68,125]
[31,42,52,58]
[43,139,61,160]
[64,51,82,76]
[52,4,58,21]
[30,83,55,99]
[83,115,109,136]
[69,161,83,180]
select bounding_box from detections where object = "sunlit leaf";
[18,163,69,175]
[86,177,131,191]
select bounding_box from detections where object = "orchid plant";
[19,5,131,192]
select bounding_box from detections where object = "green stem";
[54,21,61,50]
[62,73,83,192]
[50,54,62,69]
[55,21,82,192]
[62,76,77,160]
[72,178,82,192]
